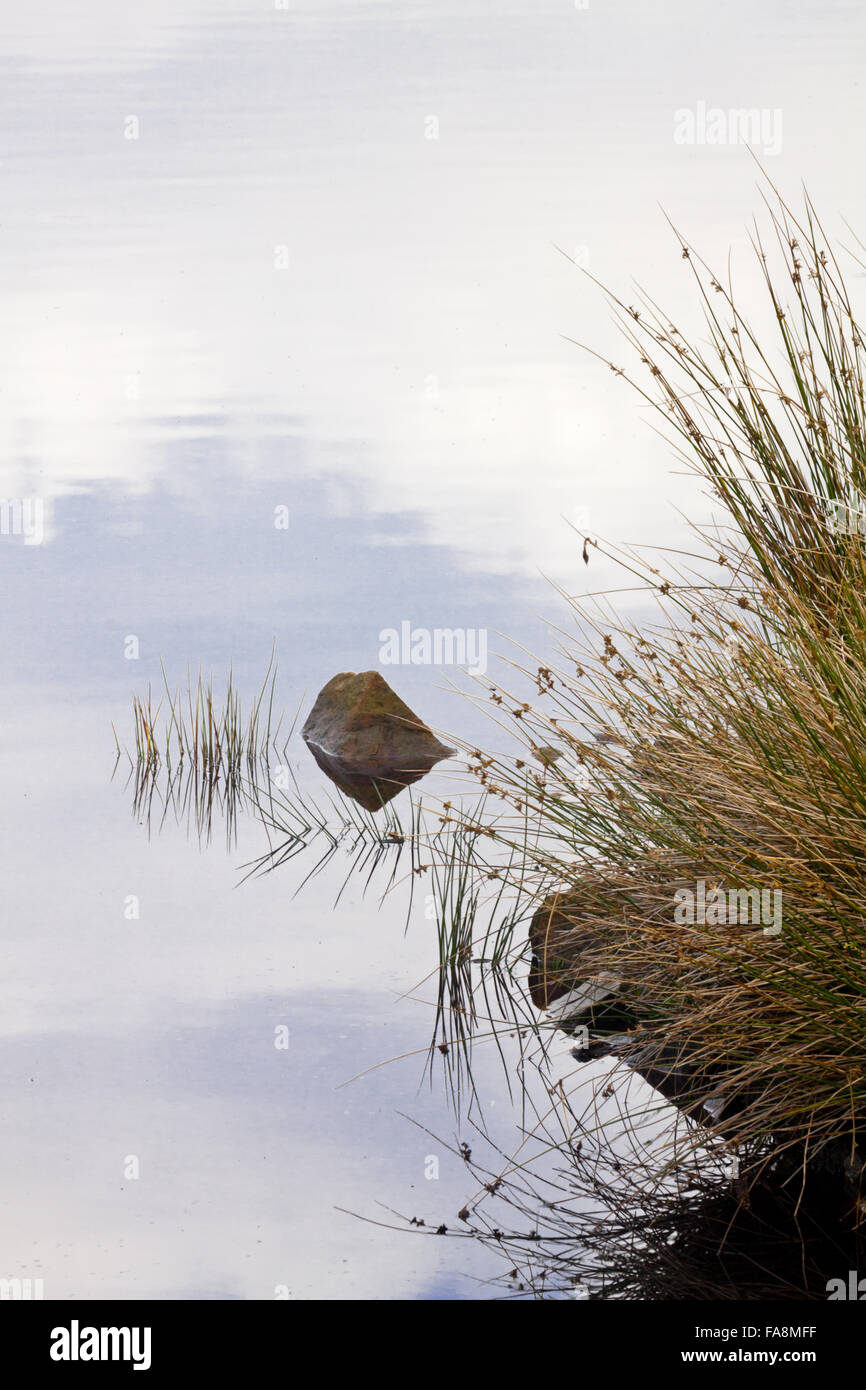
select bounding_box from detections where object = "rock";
[301,671,454,812]
[529,890,742,1120]
[528,889,621,1011]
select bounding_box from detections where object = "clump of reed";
[115,652,291,845]
[120,652,285,776]
[417,177,866,1211]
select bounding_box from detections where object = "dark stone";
[528,893,578,1009]
[528,889,612,1010]
[301,670,454,813]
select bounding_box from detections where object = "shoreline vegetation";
[120,177,866,1296]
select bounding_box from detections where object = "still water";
[1,0,865,1299]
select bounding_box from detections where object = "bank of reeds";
[418,179,866,1211]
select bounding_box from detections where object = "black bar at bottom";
[0,1298,859,1376]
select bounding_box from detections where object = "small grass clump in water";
[115,651,291,844]
[121,652,284,776]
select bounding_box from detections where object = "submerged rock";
[528,889,621,1012]
[529,890,738,1119]
[301,670,454,812]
